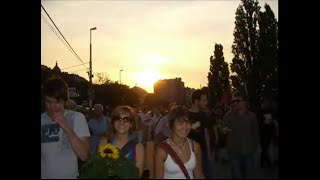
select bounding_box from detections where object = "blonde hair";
[109,105,136,134]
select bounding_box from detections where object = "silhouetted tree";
[143,93,168,108]
[121,89,140,107]
[94,82,130,108]
[207,43,231,108]
[230,0,261,110]
[258,3,278,100]
[95,73,112,85]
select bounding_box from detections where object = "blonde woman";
[154,106,204,179]
[100,105,145,177]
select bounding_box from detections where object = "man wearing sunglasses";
[223,92,259,179]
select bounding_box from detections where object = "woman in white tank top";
[154,106,204,179]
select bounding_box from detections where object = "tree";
[258,3,278,100]
[230,75,242,95]
[143,93,168,108]
[95,73,112,85]
[207,43,231,108]
[230,0,278,110]
[121,89,140,107]
[94,82,130,108]
[230,0,261,110]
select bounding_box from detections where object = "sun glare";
[143,54,169,66]
[135,69,164,93]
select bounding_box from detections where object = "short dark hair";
[233,92,248,101]
[191,89,207,104]
[168,106,190,129]
[43,78,69,102]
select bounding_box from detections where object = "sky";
[41,0,278,93]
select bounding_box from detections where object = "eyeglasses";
[113,116,132,123]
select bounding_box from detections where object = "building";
[154,78,185,105]
[52,61,62,76]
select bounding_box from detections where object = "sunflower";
[98,143,119,159]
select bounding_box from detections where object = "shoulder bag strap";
[159,142,191,179]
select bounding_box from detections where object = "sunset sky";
[41,0,278,93]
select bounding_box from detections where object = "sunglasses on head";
[113,116,132,123]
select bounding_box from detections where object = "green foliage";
[207,43,231,107]
[94,83,139,108]
[95,73,112,85]
[78,153,139,179]
[230,0,278,109]
[41,65,145,107]
[143,93,168,107]
[257,3,278,99]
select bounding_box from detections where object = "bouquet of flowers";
[78,143,139,179]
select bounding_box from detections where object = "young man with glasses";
[223,92,260,179]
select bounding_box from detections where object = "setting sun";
[135,69,165,93]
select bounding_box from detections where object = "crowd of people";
[41,78,278,179]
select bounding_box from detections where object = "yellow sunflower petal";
[100,152,106,158]
[112,153,119,159]
[98,144,109,158]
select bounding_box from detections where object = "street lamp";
[89,27,97,108]
[119,69,123,84]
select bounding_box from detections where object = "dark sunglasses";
[113,116,132,123]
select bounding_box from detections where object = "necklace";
[170,138,187,155]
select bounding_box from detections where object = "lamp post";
[89,27,97,108]
[119,69,123,84]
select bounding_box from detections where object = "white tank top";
[163,138,196,179]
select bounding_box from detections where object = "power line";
[61,62,89,70]
[41,14,76,57]
[69,68,88,73]
[41,4,88,70]
[41,4,99,79]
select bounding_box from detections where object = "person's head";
[110,106,136,135]
[43,78,69,116]
[231,92,248,112]
[191,89,208,109]
[65,99,77,111]
[93,104,104,118]
[168,106,191,138]
[133,106,140,113]
[260,97,271,111]
[141,106,148,113]
[169,102,178,111]
[213,103,224,116]
[152,106,161,116]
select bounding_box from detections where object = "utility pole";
[89,27,97,108]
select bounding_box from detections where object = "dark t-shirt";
[214,115,227,148]
[187,111,211,151]
[257,109,275,146]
